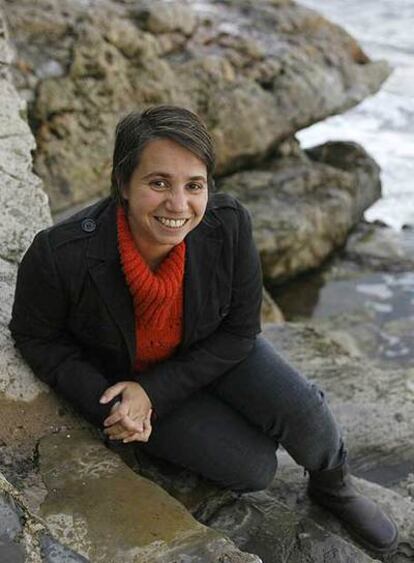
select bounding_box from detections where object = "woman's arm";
[9,230,119,427]
[136,202,263,419]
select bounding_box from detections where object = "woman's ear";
[120,183,129,201]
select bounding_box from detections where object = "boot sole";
[308,491,400,555]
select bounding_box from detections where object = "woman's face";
[122,138,208,261]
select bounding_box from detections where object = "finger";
[103,424,125,438]
[122,416,144,433]
[99,382,128,404]
[103,406,130,427]
[122,432,140,443]
[104,424,135,440]
[111,428,136,441]
[123,427,151,443]
[122,416,152,443]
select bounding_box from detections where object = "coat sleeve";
[9,230,118,427]
[136,202,263,419]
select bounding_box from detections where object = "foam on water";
[298,0,414,229]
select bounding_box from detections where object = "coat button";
[81,218,96,233]
[219,304,230,317]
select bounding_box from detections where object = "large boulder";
[219,140,381,282]
[3,0,390,212]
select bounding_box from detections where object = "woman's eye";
[151,180,167,189]
[187,183,204,192]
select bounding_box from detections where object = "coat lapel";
[181,210,223,350]
[86,201,136,368]
[85,198,224,364]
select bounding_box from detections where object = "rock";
[262,287,284,324]
[3,0,390,212]
[263,323,414,494]
[37,430,261,562]
[306,141,381,225]
[139,1,197,36]
[270,228,414,369]
[0,26,52,262]
[345,221,414,271]
[201,489,378,563]
[219,141,381,282]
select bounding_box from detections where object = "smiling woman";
[121,138,209,270]
[9,105,399,555]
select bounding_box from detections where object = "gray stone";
[345,221,414,271]
[202,490,377,563]
[219,141,381,282]
[262,323,414,494]
[0,11,52,263]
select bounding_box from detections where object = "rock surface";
[3,0,390,212]
[37,429,261,562]
[271,224,414,369]
[219,140,381,282]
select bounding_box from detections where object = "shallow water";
[272,265,414,366]
[298,0,414,230]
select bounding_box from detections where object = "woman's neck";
[130,232,173,272]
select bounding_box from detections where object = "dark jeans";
[136,335,346,492]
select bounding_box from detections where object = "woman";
[10,105,398,554]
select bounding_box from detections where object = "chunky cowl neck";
[116,206,185,371]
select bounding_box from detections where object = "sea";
[298,0,414,230]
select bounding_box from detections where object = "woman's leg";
[137,388,278,492]
[208,334,346,472]
[208,335,398,553]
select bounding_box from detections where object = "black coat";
[9,193,263,426]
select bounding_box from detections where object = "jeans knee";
[233,451,278,493]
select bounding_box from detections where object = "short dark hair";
[110,105,216,205]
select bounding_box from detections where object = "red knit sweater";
[117,206,185,372]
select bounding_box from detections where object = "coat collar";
[86,198,223,369]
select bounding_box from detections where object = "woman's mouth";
[154,216,189,229]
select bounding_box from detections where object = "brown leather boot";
[308,462,399,554]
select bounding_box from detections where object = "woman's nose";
[165,187,188,213]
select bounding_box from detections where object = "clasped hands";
[100,381,153,443]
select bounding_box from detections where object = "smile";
[155,216,189,228]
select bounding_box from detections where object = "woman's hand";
[103,405,153,443]
[100,381,152,433]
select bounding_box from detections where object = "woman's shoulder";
[42,197,115,249]
[21,197,116,273]
[205,192,252,232]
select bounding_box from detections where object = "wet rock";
[3,0,390,212]
[306,141,381,224]
[201,490,377,563]
[38,429,260,562]
[219,141,381,282]
[0,471,89,562]
[272,245,414,369]
[345,221,414,271]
